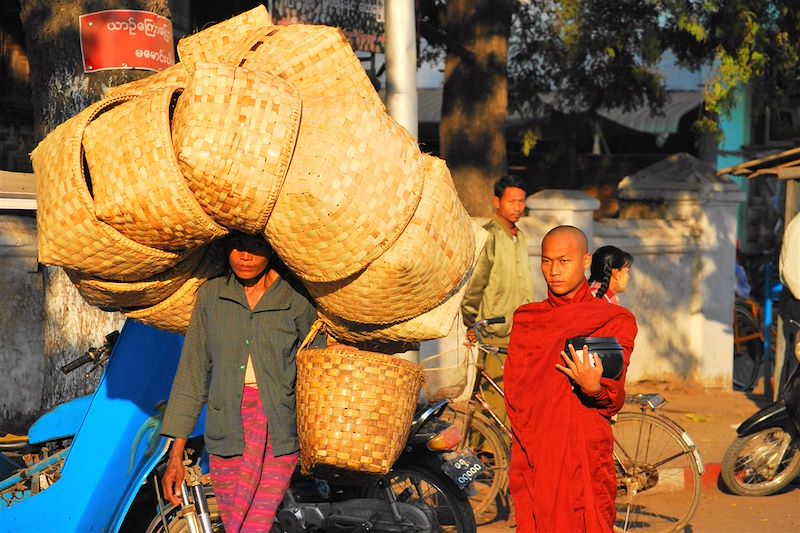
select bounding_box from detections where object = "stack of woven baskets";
[32,5,486,475]
[32,5,485,344]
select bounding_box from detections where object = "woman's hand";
[555,344,604,395]
[162,439,187,506]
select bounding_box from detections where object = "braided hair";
[589,246,633,300]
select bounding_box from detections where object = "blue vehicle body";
[0,319,204,532]
[27,395,93,445]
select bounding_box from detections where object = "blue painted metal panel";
[27,395,92,445]
[0,320,185,532]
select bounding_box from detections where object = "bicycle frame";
[734,299,765,346]
[614,394,705,478]
[460,323,512,441]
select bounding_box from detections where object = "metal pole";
[384,0,418,139]
[383,0,420,364]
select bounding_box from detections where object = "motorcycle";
[0,319,480,532]
[146,399,480,533]
[721,320,800,496]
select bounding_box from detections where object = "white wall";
[520,155,744,386]
[0,215,44,432]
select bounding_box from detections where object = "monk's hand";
[556,344,603,395]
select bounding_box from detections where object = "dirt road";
[478,379,800,532]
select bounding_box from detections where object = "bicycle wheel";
[441,402,511,525]
[733,305,762,391]
[613,413,701,533]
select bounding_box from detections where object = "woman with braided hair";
[589,245,633,305]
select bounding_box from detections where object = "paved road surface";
[478,380,800,532]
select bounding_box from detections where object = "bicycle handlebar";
[472,318,509,360]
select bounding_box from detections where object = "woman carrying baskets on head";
[160,231,319,532]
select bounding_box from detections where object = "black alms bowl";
[564,337,624,380]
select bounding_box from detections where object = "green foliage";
[419,0,800,149]
[521,129,540,157]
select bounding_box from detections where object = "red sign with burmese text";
[79,10,174,73]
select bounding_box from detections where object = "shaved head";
[542,225,588,253]
[540,226,591,299]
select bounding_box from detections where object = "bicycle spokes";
[613,413,701,532]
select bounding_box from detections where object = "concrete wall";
[521,155,743,386]
[0,214,44,433]
[423,153,745,388]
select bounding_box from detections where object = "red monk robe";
[504,280,637,533]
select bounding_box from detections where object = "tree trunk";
[439,0,513,217]
[19,0,171,411]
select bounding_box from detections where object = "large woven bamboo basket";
[265,94,423,282]
[104,63,188,99]
[123,242,226,334]
[31,96,185,282]
[319,223,488,343]
[305,154,475,324]
[171,63,301,232]
[224,24,383,110]
[296,322,423,475]
[83,85,228,250]
[176,5,272,71]
[66,245,208,311]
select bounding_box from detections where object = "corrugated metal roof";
[598,91,703,134]
[414,88,702,135]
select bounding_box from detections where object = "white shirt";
[780,213,800,299]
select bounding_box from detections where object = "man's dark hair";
[493,175,526,199]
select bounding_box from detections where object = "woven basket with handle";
[30,96,185,281]
[265,93,423,282]
[83,85,228,250]
[305,154,475,324]
[171,62,301,232]
[224,24,383,109]
[296,321,423,475]
[319,222,488,343]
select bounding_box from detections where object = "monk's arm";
[583,313,638,417]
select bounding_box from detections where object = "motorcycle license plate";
[441,450,486,490]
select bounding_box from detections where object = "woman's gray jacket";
[161,274,318,457]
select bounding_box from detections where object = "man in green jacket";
[460,175,535,424]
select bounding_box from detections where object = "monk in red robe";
[504,225,637,532]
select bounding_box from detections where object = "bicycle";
[733,298,765,391]
[613,394,704,533]
[432,317,511,525]
[437,318,704,532]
